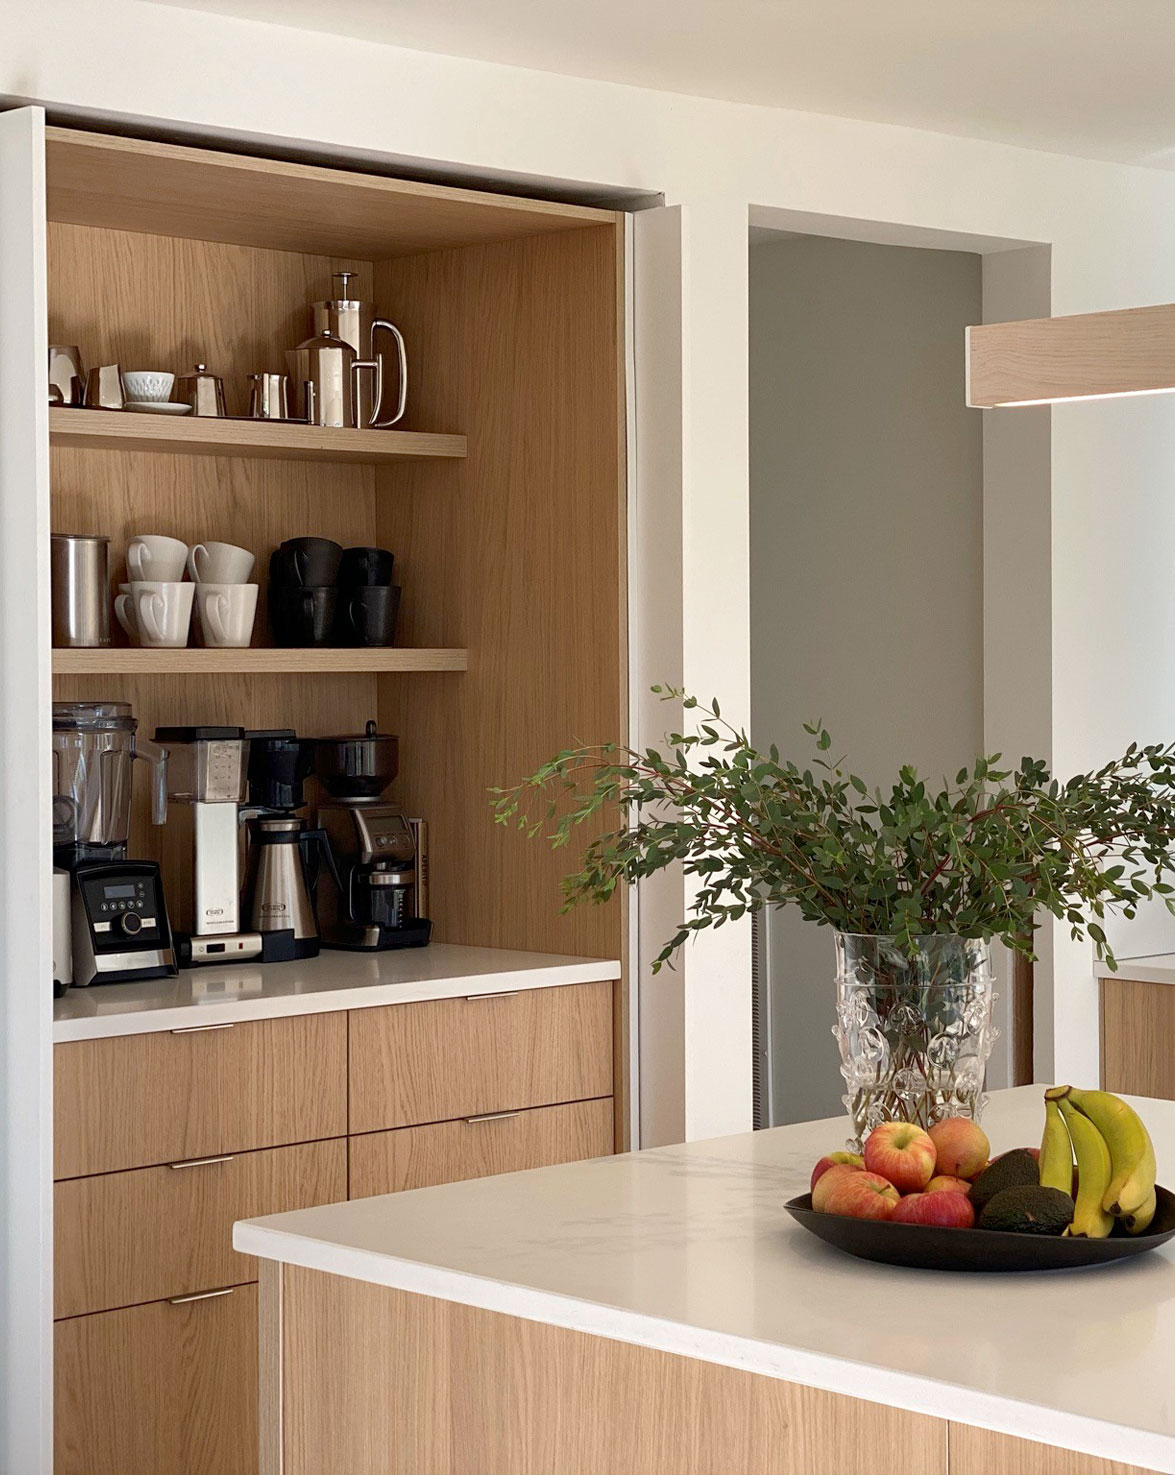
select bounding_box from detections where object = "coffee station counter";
[52,943,620,1042]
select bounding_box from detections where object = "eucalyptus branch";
[491,689,1175,971]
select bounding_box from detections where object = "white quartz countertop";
[53,943,619,1042]
[1096,952,1175,985]
[236,1087,1175,1472]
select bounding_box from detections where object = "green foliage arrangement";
[492,689,1175,970]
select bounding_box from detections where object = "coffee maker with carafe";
[52,700,176,987]
[240,730,340,961]
[313,721,431,950]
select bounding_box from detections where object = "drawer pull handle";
[168,1286,236,1305]
[465,1110,521,1124]
[463,990,521,1001]
[168,1154,236,1170]
[170,1022,235,1034]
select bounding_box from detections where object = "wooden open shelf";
[49,408,466,465]
[52,647,469,676]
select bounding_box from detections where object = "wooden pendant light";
[967,301,1175,407]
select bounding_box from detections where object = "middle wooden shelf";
[52,647,469,675]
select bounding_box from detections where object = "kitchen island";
[236,1086,1175,1475]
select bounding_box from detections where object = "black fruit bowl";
[784,1185,1175,1272]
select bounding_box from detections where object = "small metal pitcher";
[286,330,378,429]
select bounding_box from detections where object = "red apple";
[823,1171,900,1221]
[889,1191,974,1228]
[926,1174,971,1196]
[810,1151,864,1192]
[928,1117,990,1180]
[811,1162,862,1213]
[863,1121,937,1192]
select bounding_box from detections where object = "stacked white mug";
[114,536,257,648]
[115,535,194,648]
[188,541,258,648]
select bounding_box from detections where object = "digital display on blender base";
[104,883,138,899]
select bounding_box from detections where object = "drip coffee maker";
[314,721,431,950]
[52,701,175,987]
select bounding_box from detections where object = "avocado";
[978,1185,1074,1236]
[969,1148,1040,1215]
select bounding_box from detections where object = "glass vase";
[832,932,997,1151]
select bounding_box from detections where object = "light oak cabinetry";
[349,980,614,1131]
[56,1284,259,1475]
[350,1097,614,1196]
[1100,976,1175,1099]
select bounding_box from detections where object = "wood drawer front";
[348,980,614,1132]
[54,1012,347,1178]
[349,1097,614,1197]
[55,1137,346,1319]
[1101,977,1175,1099]
[55,1283,258,1475]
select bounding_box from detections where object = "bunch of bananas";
[1040,1086,1157,1238]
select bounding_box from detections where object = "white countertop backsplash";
[53,943,620,1042]
[237,1087,1175,1473]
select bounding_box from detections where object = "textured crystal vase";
[832,932,997,1151]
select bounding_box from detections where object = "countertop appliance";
[241,731,338,962]
[314,722,431,950]
[52,701,176,987]
[155,725,263,966]
[311,271,407,427]
[52,867,72,995]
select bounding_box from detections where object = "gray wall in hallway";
[749,232,984,1126]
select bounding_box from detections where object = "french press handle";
[368,320,408,428]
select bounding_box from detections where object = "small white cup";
[122,370,175,403]
[196,582,258,648]
[114,583,138,644]
[131,580,194,648]
[127,534,188,584]
[188,540,255,585]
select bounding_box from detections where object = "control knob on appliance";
[117,911,144,937]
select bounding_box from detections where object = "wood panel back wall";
[372,223,626,959]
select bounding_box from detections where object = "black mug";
[338,585,401,647]
[338,545,395,587]
[269,585,338,646]
[271,537,342,587]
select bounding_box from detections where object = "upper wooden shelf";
[45,128,617,259]
[49,408,466,466]
[53,648,469,676]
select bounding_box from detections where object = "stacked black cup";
[268,538,400,648]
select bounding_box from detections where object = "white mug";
[113,583,138,644]
[196,582,258,648]
[131,580,194,648]
[127,534,188,584]
[188,540,255,585]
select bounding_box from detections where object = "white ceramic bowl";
[122,370,175,403]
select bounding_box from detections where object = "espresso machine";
[314,721,431,950]
[240,731,338,962]
[155,726,263,966]
[52,701,176,988]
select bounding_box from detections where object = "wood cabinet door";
[55,1137,346,1319]
[348,981,614,1132]
[54,1012,347,1178]
[55,1284,258,1475]
[1101,978,1175,1099]
[949,1423,1160,1474]
[349,1097,613,1197]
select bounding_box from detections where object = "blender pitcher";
[52,702,168,869]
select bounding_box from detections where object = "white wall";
[749,233,985,1123]
[7,0,1175,1128]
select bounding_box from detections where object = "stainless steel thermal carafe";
[51,534,111,648]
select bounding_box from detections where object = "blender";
[52,701,176,987]
[313,721,431,950]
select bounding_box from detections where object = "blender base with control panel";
[314,723,431,951]
[52,701,176,987]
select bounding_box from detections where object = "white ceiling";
[147,0,1175,171]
